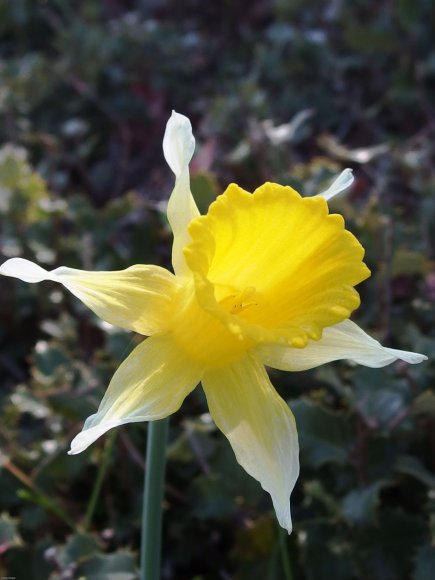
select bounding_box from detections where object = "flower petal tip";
[0,257,52,283]
[319,168,354,201]
[67,433,89,455]
[387,349,428,365]
[281,517,293,535]
[67,418,110,455]
[67,419,119,455]
[275,503,293,534]
[163,110,195,177]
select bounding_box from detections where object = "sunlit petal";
[0,257,56,283]
[164,111,200,277]
[0,257,178,336]
[202,355,299,533]
[256,319,428,371]
[185,182,370,347]
[318,168,354,201]
[69,334,202,454]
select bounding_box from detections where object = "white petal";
[0,257,56,283]
[256,319,427,372]
[202,355,299,533]
[163,110,195,177]
[0,258,178,336]
[318,168,354,201]
[163,111,200,277]
[69,334,202,454]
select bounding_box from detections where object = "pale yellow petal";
[256,319,427,371]
[0,257,177,335]
[202,355,299,533]
[163,111,200,277]
[69,334,202,454]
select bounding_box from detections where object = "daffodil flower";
[0,112,426,533]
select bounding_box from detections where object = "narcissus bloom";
[0,112,426,533]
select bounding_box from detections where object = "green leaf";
[414,545,435,580]
[105,329,136,361]
[396,455,435,488]
[291,399,353,468]
[58,533,100,567]
[0,148,24,188]
[397,0,421,25]
[4,543,54,580]
[412,390,435,417]
[76,551,137,579]
[189,473,236,520]
[9,385,50,419]
[392,250,426,276]
[33,343,70,379]
[212,444,262,503]
[352,368,409,429]
[305,480,341,517]
[357,509,427,580]
[0,513,20,548]
[0,144,51,222]
[166,419,216,464]
[303,521,354,580]
[341,480,389,526]
[17,489,75,530]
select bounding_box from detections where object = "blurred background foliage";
[0,0,434,578]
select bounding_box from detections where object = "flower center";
[170,281,254,369]
[218,286,258,315]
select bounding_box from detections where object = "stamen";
[219,286,258,315]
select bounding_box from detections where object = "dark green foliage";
[0,1,434,578]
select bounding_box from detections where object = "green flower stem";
[83,431,117,531]
[140,418,169,580]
